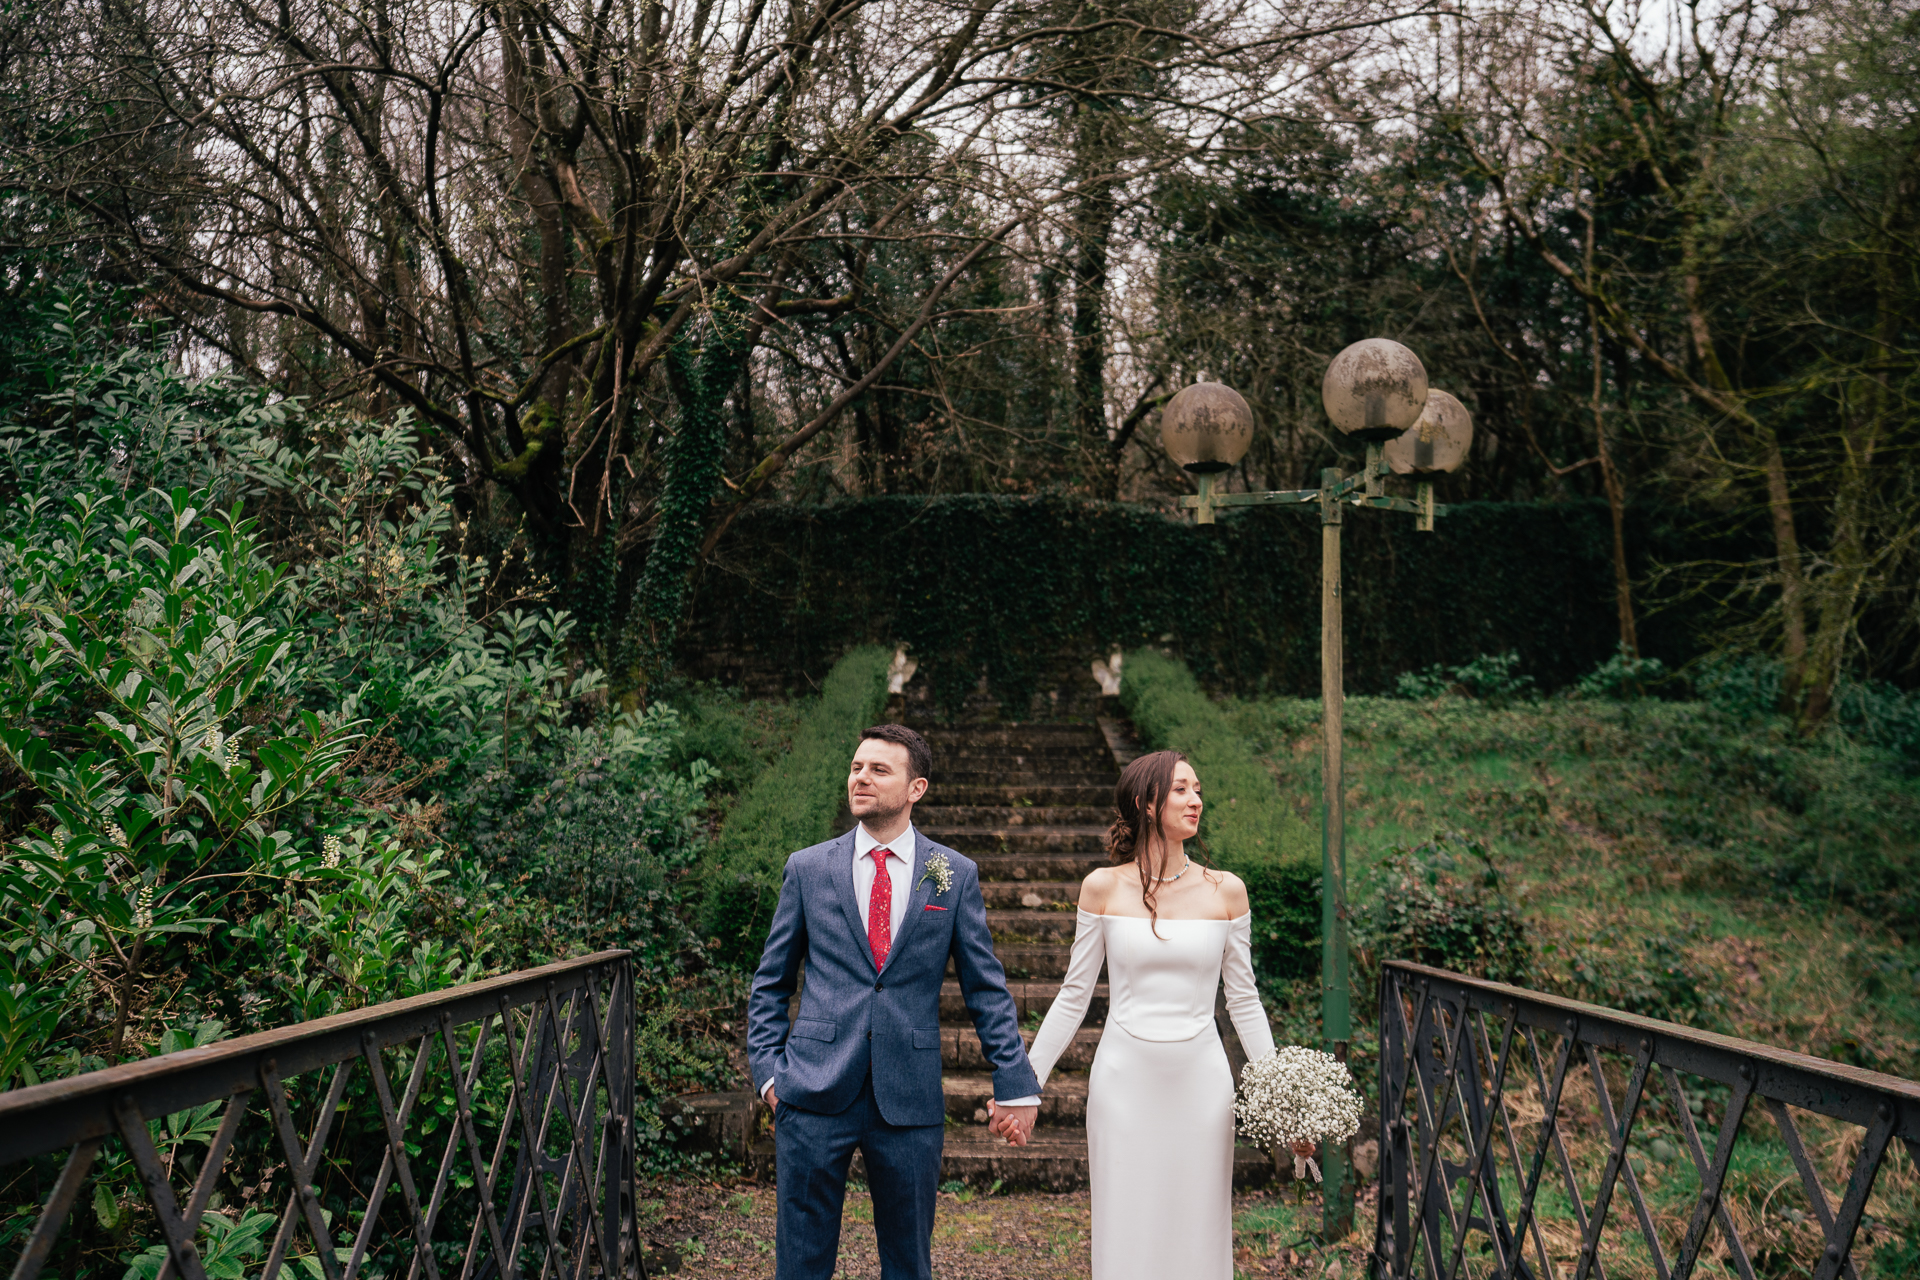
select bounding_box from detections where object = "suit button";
[867,1030,873,1041]
[874,982,883,991]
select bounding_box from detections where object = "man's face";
[848,738,928,824]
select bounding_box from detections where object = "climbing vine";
[679,494,1760,710]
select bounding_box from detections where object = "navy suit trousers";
[775,1075,944,1280]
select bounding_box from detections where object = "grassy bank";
[1222,690,1920,1275]
[696,646,892,957]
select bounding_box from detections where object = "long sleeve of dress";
[1026,909,1104,1089]
[1223,913,1276,1066]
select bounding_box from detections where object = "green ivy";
[1118,649,1320,981]
[681,494,1753,711]
[696,645,892,960]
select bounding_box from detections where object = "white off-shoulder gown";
[1026,911,1276,1280]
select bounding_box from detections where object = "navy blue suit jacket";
[746,827,1039,1126]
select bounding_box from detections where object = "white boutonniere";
[918,851,953,896]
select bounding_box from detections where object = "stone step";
[943,1072,1089,1124]
[977,944,1076,979]
[928,1128,1095,1191]
[940,756,1121,775]
[970,853,1109,883]
[926,724,1111,743]
[938,770,1118,788]
[914,805,1113,828]
[747,1130,1283,1191]
[933,736,1113,756]
[929,783,1113,806]
[978,880,1082,909]
[922,826,1108,854]
[939,979,1108,1023]
[934,1127,1282,1191]
[931,724,1109,739]
[944,1026,1101,1071]
[985,909,1079,943]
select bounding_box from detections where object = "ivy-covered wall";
[680,494,1751,708]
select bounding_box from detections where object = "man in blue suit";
[747,723,1039,1280]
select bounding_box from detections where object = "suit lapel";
[886,829,938,963]
[828,829,876,974]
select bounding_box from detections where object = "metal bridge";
[0,950,640,1280]
[5,950,1919,1280]
[1377,960,1920,1280]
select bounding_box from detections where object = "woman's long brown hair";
[1105,750,1211,935]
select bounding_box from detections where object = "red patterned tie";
[868,848,893,969]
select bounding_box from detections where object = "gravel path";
[640,1180,1379,1279]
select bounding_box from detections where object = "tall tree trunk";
[1588,304,1638,655]
[1799,401,1874,728]
[1070,175,1115,450]
[1798,244,1899,727]
[1758,426,1812,712]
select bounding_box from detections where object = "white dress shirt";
[852,822,915,942]
[761,821,1040,1111]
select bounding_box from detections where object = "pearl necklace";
[1150,857,1192,883]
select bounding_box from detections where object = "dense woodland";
[0,0,1916,1268]
[1,0,1915,709]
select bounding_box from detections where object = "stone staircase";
[914,718,1278,1190]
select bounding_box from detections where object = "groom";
[747,723,1040,1280]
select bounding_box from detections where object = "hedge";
[697,645,891,960]
[678,494,1764,711]
[1119,648,1321,981]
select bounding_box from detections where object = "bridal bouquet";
[1234,1045,1363,1182]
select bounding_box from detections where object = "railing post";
[1375,967,1407,1280]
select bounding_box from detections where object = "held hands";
[986,1100,1037,1147]
[771,1088,1033,1144]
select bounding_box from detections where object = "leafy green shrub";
[1693,655,1784,722]
[1361,834,1533,985]
[1574,645,1671,700]
[1836,680,1920,771]
[1395,650,1538,706]
[663,682,806,798]
[1543,925,1725,1030]
[0,489,375,1073]
[0,310,743,1260]
[697,646,891,960]
[1119,649,1320,980]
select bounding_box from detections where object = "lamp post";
[1161,345,1473,1240]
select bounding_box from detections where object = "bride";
[1025,749,1276,1279]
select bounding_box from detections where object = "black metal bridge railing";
[1377,960,1920,1280]
[0,949,642,1280]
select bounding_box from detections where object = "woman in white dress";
[1026,749,1277,1279]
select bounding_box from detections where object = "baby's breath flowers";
[917,851,953,896]
[131,884,154,932]
[1235,1045,1363,1182]
[107,822,129,848]
[322,834,343,869]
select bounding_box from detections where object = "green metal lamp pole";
[1164,345,1473,1241]
[1319,460,1353,1234]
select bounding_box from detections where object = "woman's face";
[1156,761,1203,843]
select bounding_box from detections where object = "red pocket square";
[923,904,949,912]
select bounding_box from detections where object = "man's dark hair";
[860,723,932,781]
